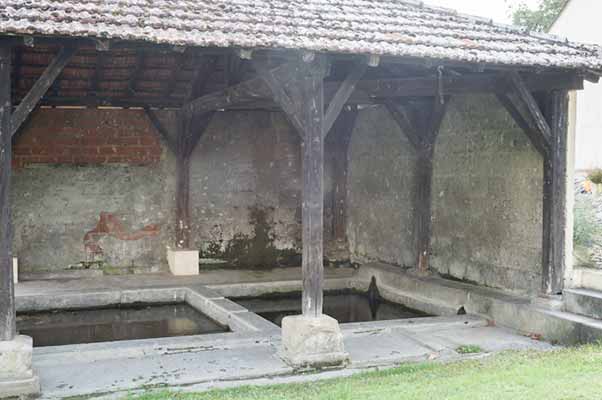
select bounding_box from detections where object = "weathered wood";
[11,46,76,137]
[542,90,569,294]
[323,62,367,136]
[300,65,328,317]
[384,100,422,151]
[0,45,15,341]
[507,72,553,148]
[258,58,329,316]
[182,70,581,118]
[496,92,549,156]
[175,111,214,249]
[144,107,176,153]
[327,106,358,241]
[414,97,449,273]
[386,97,449,274]
[252,60,306,136]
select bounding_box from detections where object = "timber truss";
[0,38,588,340]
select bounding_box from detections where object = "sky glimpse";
[424,0,541,24]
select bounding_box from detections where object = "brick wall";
[12,108,163,168]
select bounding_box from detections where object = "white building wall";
[550,0,602,171]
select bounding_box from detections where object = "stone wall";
[11,108,175,273]
[347,105,417,267]
[10,108,338,273]
[347,95,544,294]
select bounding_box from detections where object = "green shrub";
[574,197,602,247]
[588,169,602,185]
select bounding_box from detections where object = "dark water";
[17,303,228,347]
[234,291,431,326]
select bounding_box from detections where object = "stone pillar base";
[281,314,349,369]
[0,336,40,399]
[167,248,199,276]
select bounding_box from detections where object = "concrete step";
[564,288,602,320]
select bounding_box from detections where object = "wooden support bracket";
[11,45,77,137]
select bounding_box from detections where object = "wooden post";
[542,90,569,294]
[300,65,327,317]
[414,146,435,272]
[0,45,15,341]
[327,106,358,241]
[175,111,214,249]
[386,98,448,273]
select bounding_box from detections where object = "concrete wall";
[347,95,544,294]
[550,0,602,170]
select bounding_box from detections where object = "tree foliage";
[511,0,568,32]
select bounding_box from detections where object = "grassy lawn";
[132,344,602,400]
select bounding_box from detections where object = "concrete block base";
[167,248,199,276]
[0,336,40,398]
[281,314,349,369]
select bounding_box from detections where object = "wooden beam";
[323,62,367,136]
[175,111,214,249]
[144,107,176,153]
[496,92,549,156]
[252,60,306,136]
[414,97,449,274]
[10,46,76,137]
[507,72,553,148]
[384,100,422,151]
[327,106,358,241]
[258,58,329,316]
[542,90,569,295]
[299,63,328,317]
[183,70,583,118]
[0,45,15,341]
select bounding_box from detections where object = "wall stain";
[203,206,299,268]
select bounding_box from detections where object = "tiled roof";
[1,0,601,70]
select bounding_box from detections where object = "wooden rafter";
[11,45,77,137]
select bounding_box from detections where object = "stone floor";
[31,315,551,399]
[13,268,555,399]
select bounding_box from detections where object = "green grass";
[130,344,602,400]
[455,344,483,354]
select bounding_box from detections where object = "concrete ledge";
[357,263,602,345]
[564,288,602,320]
[573,268,602,291]
[0,336,40,399]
